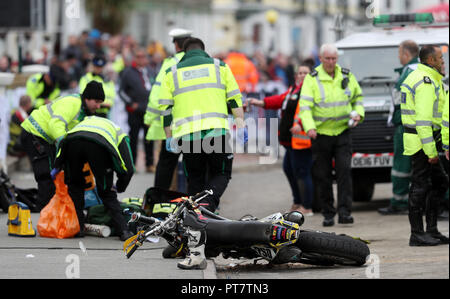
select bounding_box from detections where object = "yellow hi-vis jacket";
[21,94,86,147]
[157,49,242,139]
[298,64,364,136]
[79,73,116,116]
[144,51,185,140]
[56,116,132,174]
[400,64,446,158]
[26,73,60,108]
[443,91,449,152]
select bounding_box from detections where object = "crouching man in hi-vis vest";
[53,116,135,240]
[20,81,105,211]
[158,37,247,270]
[400,45,449,246]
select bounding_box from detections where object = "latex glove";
[237,127,248,145]
[50,168,60,180]
[165,137,178,153]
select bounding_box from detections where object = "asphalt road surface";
[1,154,448,279]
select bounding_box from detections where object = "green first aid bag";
[143,187,187,219]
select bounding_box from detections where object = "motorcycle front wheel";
[295,231,370,266]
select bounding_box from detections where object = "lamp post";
[265,9,279,56]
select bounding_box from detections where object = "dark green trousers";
[391,124,411,207]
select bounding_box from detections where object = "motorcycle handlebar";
[191,189,213,202]
[128,212,157,225]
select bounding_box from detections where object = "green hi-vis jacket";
[157,49,243,139]
[26,73,60,108]
[79,73,116,116]
[55,116,135,192]
[400,64,446,158]
[21,94,86,147]
[443,91,449,151]
[144,51,185,140]
[298,64,365,136]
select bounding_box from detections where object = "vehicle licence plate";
[351,153,393,168]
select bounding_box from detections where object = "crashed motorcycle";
[123,190,370,267]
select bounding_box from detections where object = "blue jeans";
[283,146,313,209]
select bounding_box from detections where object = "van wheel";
[353,179,375,202]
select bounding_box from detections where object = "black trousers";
[19,130,56,211]
[311,130,353,219]
[62,139,128,235]
[127,111,154,167]
[154,140,181,190]
[181,134,233,212]
[409,149,448,233]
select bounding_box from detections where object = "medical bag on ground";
[143,187,187,219]
[7,202,36,237]
[37,172,80,239]
[83,163,102,209]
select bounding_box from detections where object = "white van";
[335,13,449,202]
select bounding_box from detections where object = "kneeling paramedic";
[158,37,247,269]
[53,116,135,240]
[20,81,105,211]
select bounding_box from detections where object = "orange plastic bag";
[37,172,80,238]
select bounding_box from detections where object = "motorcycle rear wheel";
[295,231,370,266]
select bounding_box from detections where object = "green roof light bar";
[373,13,435,28]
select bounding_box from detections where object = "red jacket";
[263,83,311,149]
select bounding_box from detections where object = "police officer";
[401,45,449,246]
[158,37,246,269]
[53,116,135,240]
[379,40,419,215]
[299,43,364,227]
[443,92,449,161]
[79,55,116,118]
[20,81,105,211]
[144,28,192,188]
[26,71,60,109]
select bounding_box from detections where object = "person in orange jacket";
[248,61,314,215]
[224,51,259,93]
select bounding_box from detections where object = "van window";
[338,46,449,82]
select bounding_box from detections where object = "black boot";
[408,209,440,246]
[427,231,449,244]
[409,232,441,246]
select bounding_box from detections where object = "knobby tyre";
[295,231,370,266]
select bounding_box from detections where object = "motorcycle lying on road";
[123,190,370,267]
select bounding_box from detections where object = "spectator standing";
[119,48,155,172]
[379,40,419,215]
[400,45,449,246]
[299,44,365,227]
[224,51,259,94]
[248,63,314,215]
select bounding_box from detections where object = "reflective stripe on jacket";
[21,94,85,144]
[144,52,185,140]
[400,63,445,158]
[443,91,449,151]
[298,64,364,136]
[60,116,131,173]
[158,49,242,139]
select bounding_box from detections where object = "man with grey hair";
[299,43,365,227]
